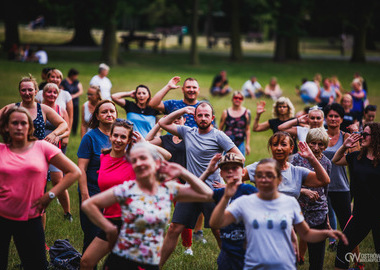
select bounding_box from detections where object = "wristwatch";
[48,191,56,200]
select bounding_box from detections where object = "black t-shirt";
[160,134,187,183]
[211,75,228,88]
[347,151,380,218]
[341,111,356,133]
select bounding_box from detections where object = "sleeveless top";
[323,131,350,192]
[223,109,248,147]
[83,101,92,124]
[16,102,45,140]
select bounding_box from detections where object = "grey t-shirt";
[228,193,304,270]
[177,125,236,189]
[246,162,310,199]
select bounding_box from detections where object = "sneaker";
[193,231,207,244]
[64,212,73,222]
[351,262,365,270]
[45,243,50,251]
[298,257,305,266]
[328,241,337,252]
[184,248,193,256]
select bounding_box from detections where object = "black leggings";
[307,219,327,270]
[328,191,351,229]
[0,216,47,270]
[335,214,380,269]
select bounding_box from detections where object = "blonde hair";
[43,83,59,93]
[272,97,295,118]
[306,128,329,148]
[341,94,353,109]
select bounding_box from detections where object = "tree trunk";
[3,4,19,52]
[229,0,242,61]
[350,25,367,63]
[286,35,300,60]
[68,0,97,46]
[274,35,287,62]
[101,0,119,65]
[190,0,199,65]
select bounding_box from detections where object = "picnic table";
[120,32,161,53]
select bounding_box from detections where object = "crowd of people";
[0,66,379,270]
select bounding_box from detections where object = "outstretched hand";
[343,133,361,148]
[167,76,181,90]
[298,141,314,160]
[256,101,266,115]
[158,160,185,181]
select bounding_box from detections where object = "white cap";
[99,63,110,70]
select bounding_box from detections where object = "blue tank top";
[16,102,45,140]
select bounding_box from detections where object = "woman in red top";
[0,106,80,269]
[80,119,135,270]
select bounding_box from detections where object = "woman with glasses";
[77,100,118,253]
[81,85,102,138]
[219,91,251,156]
[210,158,346,270]
[291,128,332,268]
[333,123,380,270]
[111,85,160,138]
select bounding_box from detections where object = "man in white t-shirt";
[296,78,319,104]
[89,63,112,100]
[241,76,263,98]
[34,47,48,64]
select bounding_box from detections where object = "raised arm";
[252,101,270,132]
[278,114,308,136]
[111,90,135,107]
[158,106,194,136]
[145,122,163,146]
[245,110,251,155]
[209,178,240,228]
[132,131,171,160]
[149,76,181,111]
[332,133,361,166]
[298,141,330,188]
[159,161,213,202]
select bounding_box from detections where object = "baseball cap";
[99,63,110,70]
[218,153,244,168]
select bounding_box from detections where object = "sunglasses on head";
[116,118,134,127]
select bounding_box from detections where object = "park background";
[1,0,380,268]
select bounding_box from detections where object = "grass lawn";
[0,28,380,269]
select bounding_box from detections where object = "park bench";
[120,33,161,53]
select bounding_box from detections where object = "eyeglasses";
[255,173,276,180]
[361,132,371,139]
[233,96,244,101]
[116,118,134,127]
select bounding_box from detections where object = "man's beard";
[198,122,211,130]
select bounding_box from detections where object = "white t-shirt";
[241,80,262,97]
[296,126,310,142]
[36,89,72,110]
[34,50,48,64]
[228,193,304,270]
[90,75,112,100]
[300,81,319,99]
[246,162,310,199]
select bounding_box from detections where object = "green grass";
[1,34,380,269]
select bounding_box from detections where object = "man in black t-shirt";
[210,70,232,96]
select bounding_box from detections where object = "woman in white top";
[278,105,325,142]
[81,85,102,138]
[210,158,347,270]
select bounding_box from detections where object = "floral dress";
[112,181,179,265]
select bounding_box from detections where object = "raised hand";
[158,160,185,181]
[131,131,145,144]
[206,153,222,175]
[183,106,195,116]
[256,101,266,115]
[212,181,226,189]
[298,114,309,125]
[167,76,181,90]
[343,133,361,148]
[298,141,314,160]
[224,176,240,199]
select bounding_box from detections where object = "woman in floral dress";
[81,142,213,270]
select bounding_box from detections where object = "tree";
[229,0,243,61]
[190,0,200,65]
[101,0,119,65]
